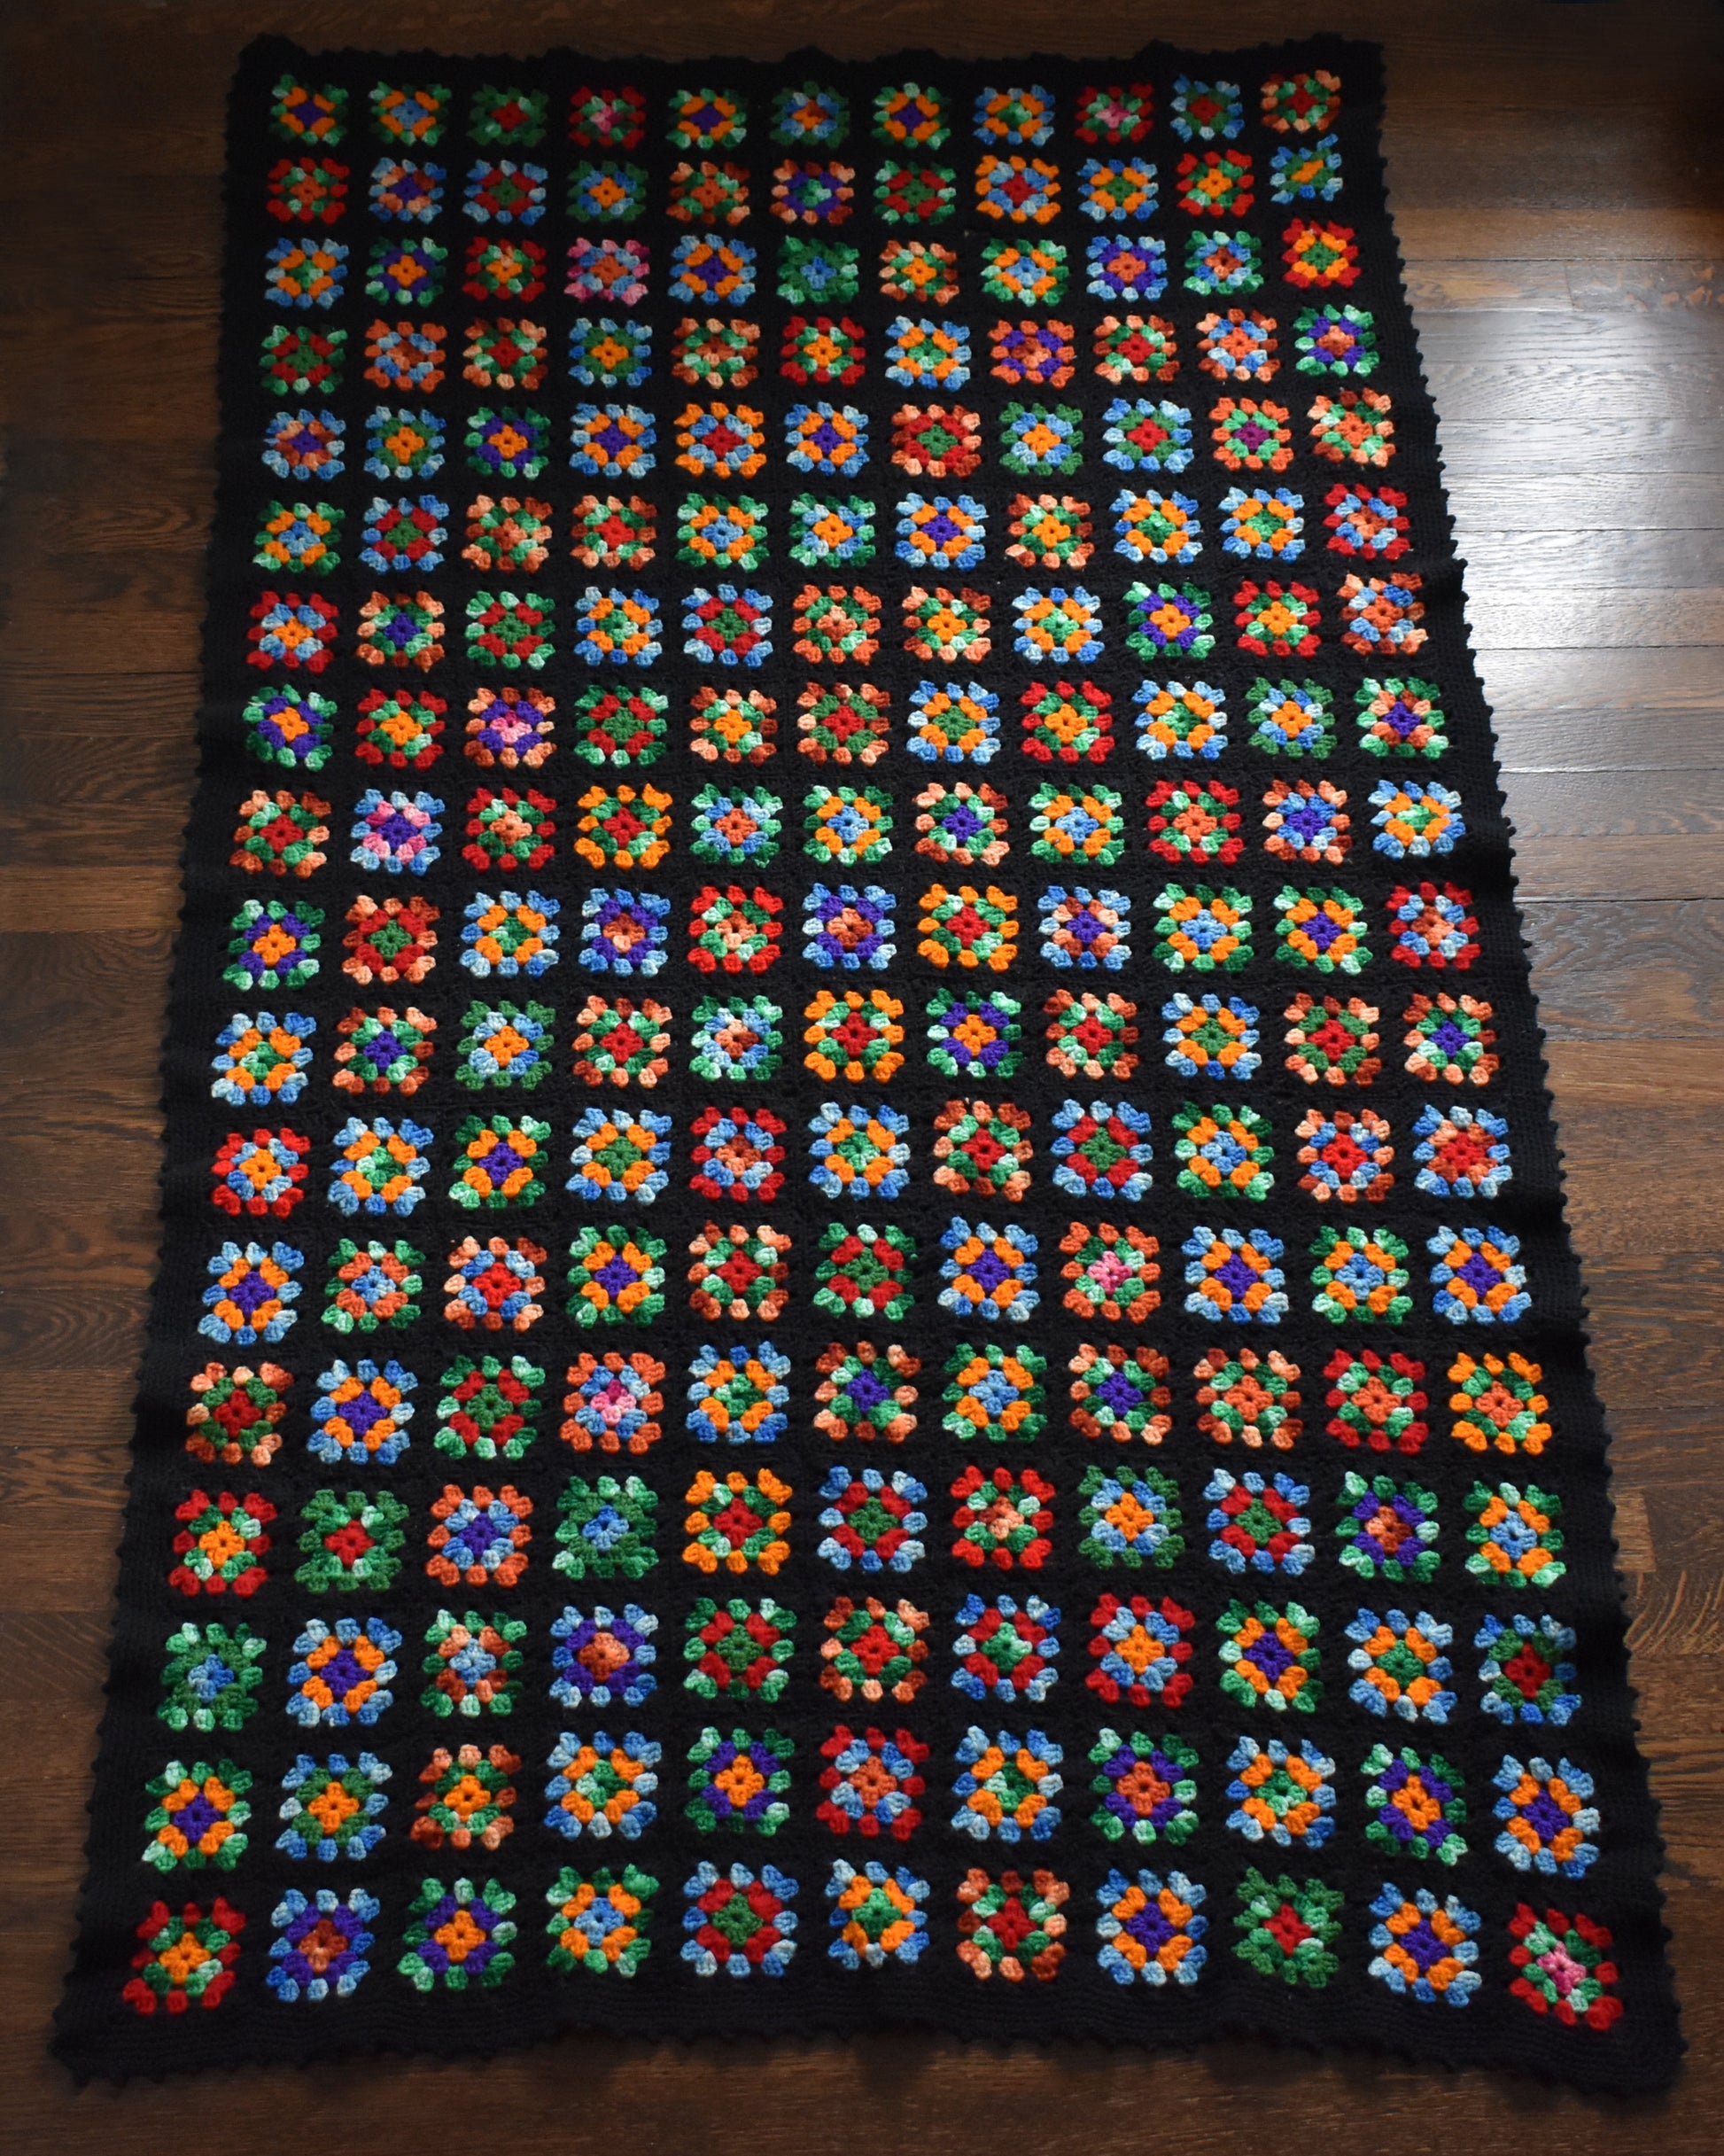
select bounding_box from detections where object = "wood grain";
[2,0,1720,2144]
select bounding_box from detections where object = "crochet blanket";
[53,35,1679,2090]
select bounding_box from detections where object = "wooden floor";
[2,0,1720,2144]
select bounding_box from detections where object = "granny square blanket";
[54,35,1680,2089]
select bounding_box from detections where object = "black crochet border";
[51,31,1681,2090]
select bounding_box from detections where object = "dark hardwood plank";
[1393,204,1724,259]
[0,736,199,861]
[1510,835,1724,897]
[1500,772,1724,835]
[1568,262,1723,312]
[0,868,184,931]
[1459,529,1724,587]
[1407,261,1576,312]
[1524,900,1724,1032]
[1425,359,1724,423]
[1481,650,1724,765]
[1435,417,1724,475]
[1448,475,1724,527]
[1469,588,1724,646]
